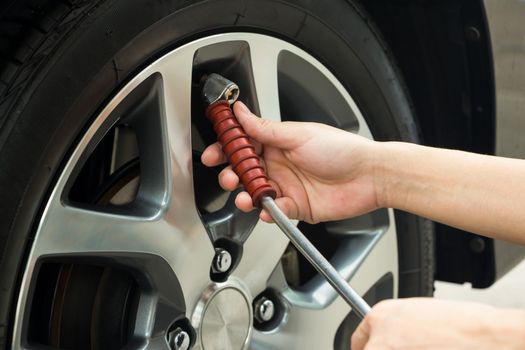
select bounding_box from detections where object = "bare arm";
[203,103,525,349]
[203,102,525,244]
[377,142,525,244]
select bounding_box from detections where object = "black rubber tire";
[0,0,434,347]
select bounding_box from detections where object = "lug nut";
[167,328,190,350]
[213,248,232,273]
[254,297,275,323]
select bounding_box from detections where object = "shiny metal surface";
[201,289,250,349]
[202,73,240,106]
[192,279,252,350]
[167,329,191,350]
[12,33,398,349]
[261,197,371,318]
[254,297,275,323]
[483,0,525,278]
[213,249,233,273]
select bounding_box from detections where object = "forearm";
[377,142,525,244]
[485,308,525,348]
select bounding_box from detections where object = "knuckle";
[366,309,387,328]
[372,299,393,312]
[258,117,272,129]
[258,118,275,135]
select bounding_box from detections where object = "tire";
[0,0,434,348]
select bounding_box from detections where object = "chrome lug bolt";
[213,248,232,273]
[167,328,190,350]
[254,297,275,323]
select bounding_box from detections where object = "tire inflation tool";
[202,73,372,319]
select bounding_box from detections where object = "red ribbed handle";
[206,101,276,208]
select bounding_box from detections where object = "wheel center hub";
[193,281,252,349]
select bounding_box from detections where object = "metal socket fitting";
[167,328,191,350]
[212,248,232,273]
[254,297,275,323]
[202,73,240,106]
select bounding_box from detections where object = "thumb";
[233,101,301,149]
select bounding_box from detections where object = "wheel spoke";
[234,220,290,297]
[325,209,390,236]
[251,295,349,349]
[32,203,172,255]
[283,213,397,308]
[153,45,220,304]
[252,217,397,348]
[156,44,196,191]
[247,36,282,121]
[200,189,261,244]
[142,337,171,350]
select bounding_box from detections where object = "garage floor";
[434,259,525,308]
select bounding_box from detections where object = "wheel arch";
[359,0,497,288]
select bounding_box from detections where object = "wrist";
[372,141,421,209]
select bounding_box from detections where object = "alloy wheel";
[13,33,397,349]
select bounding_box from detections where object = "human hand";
[351,298,525,350]
[201,101,381,223]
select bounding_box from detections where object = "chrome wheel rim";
[13,33,398,349]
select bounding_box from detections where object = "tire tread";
[0,0,77,120]
[0,1,98,347]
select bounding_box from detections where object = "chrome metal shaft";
[261,196,371,318]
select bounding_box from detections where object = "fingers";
[258,197,300,223]
[233,179,283,214]
[233,188,299,223]
[201,138,262,168]
[218,171,288,218]
[215,150,275,192]
[234,101,301,149]
[351,316,371,350]
[218,166,239,191]
[201,142,226,167]
[234,191,254,213]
